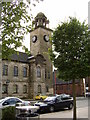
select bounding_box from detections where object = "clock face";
[32,35,37,43]
[44,35,49,42]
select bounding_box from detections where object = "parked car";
[16,105,39,115]
[15,102,40,120]
[34,94,48,100]
[0,97,30,109]
[34,94,73,113]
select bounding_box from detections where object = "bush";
[2,106,15,120]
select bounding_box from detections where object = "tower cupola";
[33,12,49,28]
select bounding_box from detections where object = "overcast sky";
[32,0,89,29]
[24,0,89,50]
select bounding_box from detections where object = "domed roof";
[35,12,47,19]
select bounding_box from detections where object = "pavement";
[76,96,89,100]
[40,107,88,119]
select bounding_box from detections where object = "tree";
[49,17,90,120]
[1,0,43,59]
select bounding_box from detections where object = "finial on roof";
[33,12,49,28]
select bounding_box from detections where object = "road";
[39,97,89,119]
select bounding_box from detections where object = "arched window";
[3,65,8,76]
[23,67,27,77]
[23,85,27,93]
[13,84,18,93]
[37,66,41,78]
[46,85,49,92]
[14,66,18,76]
[48,71,50,79]
[38,85,41,93]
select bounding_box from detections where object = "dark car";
[34,94,73,113]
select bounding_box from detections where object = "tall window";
[23,67,27,77]
[48,71,50,79]
[3,65,8,76]
[38,85,41,93]
[37,66,41,78]
[23,85,27,93]
[13,84,18,93]
[14,66,18,76]
[2,84,8,94]
[46,86,49,92]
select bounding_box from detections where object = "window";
[56,85,60,91]
[23,67,27,77]
[2,84,8,94]
[60,85,63,90]
[48,71,50,79]
[23,85,27,93]
[3,98,15,106]
[46,86,49,92]
[3,65,8,76]
[2,98,22,106]
[13,85,18,93]
[67,85,70,90]
[56,96,62,102]
[37,66,41,78]
[14,66,18,76]
[38,85,41,93]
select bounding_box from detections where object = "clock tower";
[29,12,53,98]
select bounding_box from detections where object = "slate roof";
[11,52,29,63]
[3,52,32,63]
[53,72,80,85]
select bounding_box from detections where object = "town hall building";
[2,12,53,99]
[2,12,89,99]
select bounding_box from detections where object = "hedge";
[2,106,15,120]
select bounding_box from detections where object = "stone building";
[2,12,53,99]
[2,12,89,99]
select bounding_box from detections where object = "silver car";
[0,97,30,109]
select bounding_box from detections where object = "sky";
[32,0,89,29]
[24,0,90,50]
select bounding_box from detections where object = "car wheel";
[49,106,54,112]
[68,103,73,110]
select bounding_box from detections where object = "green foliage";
[2,106,15,120]
[1,0,43,59]
[1,2,31,59]
[50,17,90,80]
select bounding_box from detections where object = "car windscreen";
[44,96,56,102]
